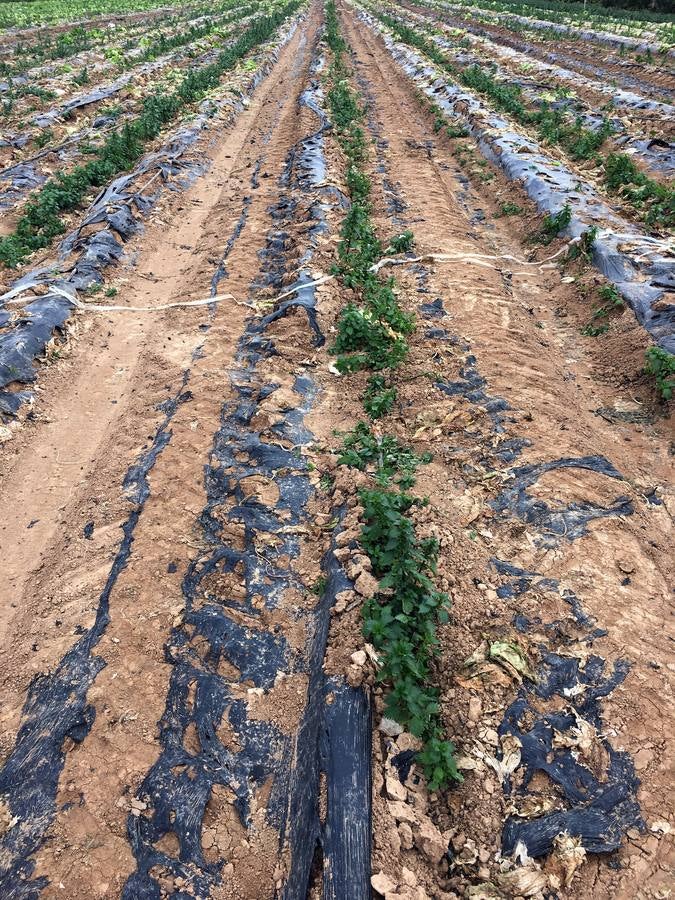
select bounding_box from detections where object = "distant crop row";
[367,2,675,231]
[0,1,300,268]
[0,0,194,28]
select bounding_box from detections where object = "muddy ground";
[0,1,673,898]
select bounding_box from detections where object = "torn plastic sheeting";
[441,1,675,59]
[124,54,371,899]
[0,390,32,415]
[0,373,193,898]
[0,293,73,385]
[319,680,372,900]
[491,558,599,631]
[490,455,633,547]
[396,126,644,866]
[421,302,532,463]
[0,5,215,93]
[359,12,675,353]
[0,20,308,886]
[0,163,47,211]
[423,315,633,545]
[621,137,675,177]
[0,15,257,193]
[0,16,302,409]
[280,517,371,900]
[499,652,642,857]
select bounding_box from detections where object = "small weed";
[363,375,397,420]
[645,346,675,401]
[34,127,54,149]
[72,66,90,86]
[582,282,623,334]
[581,322,609,337]
[597,284,624,309]
[498,202,523,217]
[567,225,598,262]
[311,576,327,596]
[531,204,572,245]
[445,124,468,138]
[387,229,415,255]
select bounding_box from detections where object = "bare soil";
[0,2,673,898]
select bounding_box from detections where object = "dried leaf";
[488,640,537,683]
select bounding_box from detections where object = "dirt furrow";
[328,4,674,896]
[0,2,673,898]
[0,10,359,896]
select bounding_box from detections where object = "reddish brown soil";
[0,1,673,898]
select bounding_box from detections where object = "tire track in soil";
[0,8,367,898]
[332,5,674,896]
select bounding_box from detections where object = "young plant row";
[0,0,192,29]
[437,0,675,37]
[324,0,461,791]
[368,4,674,231]
[0,1,301,269]
[392,31,674,405]
[1,3,256,128]
[0,2,207,78]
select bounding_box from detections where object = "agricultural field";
[0,0,673,896]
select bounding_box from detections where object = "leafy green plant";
[363,375,397,419]
[338,422,430,487]
[312,576,327,596]
[358,482,460,787]
[326,2,461,789]
[0,2,301,269]
[34,127,54,150]
[73,66,90,86]
[567,225,598,262]
[498,201,523,216]
[531,203,572,244]
[387,229,415,254]
[445,123,468,138]
[645,346,675,401]
[581,322,608,337]
[603,153,674,230]
[581,281,623,334]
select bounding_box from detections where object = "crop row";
[410,1,675,114]
[323,0,462,790]
[0,0,253,123]
[0,1,301,269]
[0,5,260,213]
[364,1,674,231]
[0,3,212,78]
[352,2,675,398]
[437,0,675,45]
[391,2,674,182]
[0,0,196,29]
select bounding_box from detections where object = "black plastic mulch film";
[421,291,644,860]
[0,15,294,419]
[357,7,675,354]
[0,38,371,900]
[355,66,644,858]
